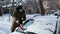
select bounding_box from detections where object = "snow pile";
[0,14,12,34]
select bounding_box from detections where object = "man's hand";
[21,18,26,21]
[16,20,19,24]
[21,18,24,20]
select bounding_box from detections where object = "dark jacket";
[13,10,26,21]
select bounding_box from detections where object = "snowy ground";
[0,14,59,34]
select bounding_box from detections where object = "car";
[53,10,60,16]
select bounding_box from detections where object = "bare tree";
[12,0,15,15]
[38,0,45,16]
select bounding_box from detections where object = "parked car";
[53,10,60,16]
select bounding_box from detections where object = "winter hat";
[16,5,23,12]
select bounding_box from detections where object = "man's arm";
[22,10,26,21]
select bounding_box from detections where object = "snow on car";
[26,16,58,34]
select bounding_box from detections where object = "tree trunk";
[38,0,45,16]
[12,0,15,15]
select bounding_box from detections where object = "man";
[11,5,26,32]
